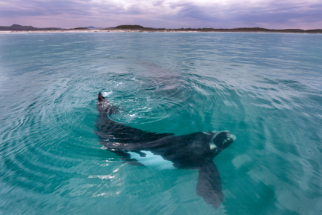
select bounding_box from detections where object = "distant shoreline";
[1,29,322,34]
[1,24,322,34]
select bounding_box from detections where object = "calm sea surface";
[0,32,321,214]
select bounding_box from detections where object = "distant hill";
[86,26,101,29]
[115,25,149,29]
[102,25,165,31]
[107,25,164,30]
[101,25,322,33]
[1,24,321,34]
[168,27,322,33]
[230,27,322,33]
[73,27,89,30]
[0,24,61,31]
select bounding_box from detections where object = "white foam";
[88,175,114,179]
[129,150,175,169]
[102,91,113,97]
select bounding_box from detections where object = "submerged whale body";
[95,92,235,208]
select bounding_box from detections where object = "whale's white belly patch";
[129,150,175,169]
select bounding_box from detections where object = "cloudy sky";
[0,0,321,29]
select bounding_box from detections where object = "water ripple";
[0,32,321,214]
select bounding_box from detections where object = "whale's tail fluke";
[97,92,119,115]
[98,92,105,102]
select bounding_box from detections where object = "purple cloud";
[0,0,321,29]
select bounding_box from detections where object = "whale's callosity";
[95,92,235,208]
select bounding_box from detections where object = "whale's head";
[209,131,236,154]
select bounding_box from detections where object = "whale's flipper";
[196,162,223,208]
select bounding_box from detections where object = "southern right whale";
[95,92,235,208]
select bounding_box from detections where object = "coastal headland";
[1,24,321,34]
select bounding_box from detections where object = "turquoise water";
[0,32,322,214]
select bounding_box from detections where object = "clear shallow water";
[0,32,322,214]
